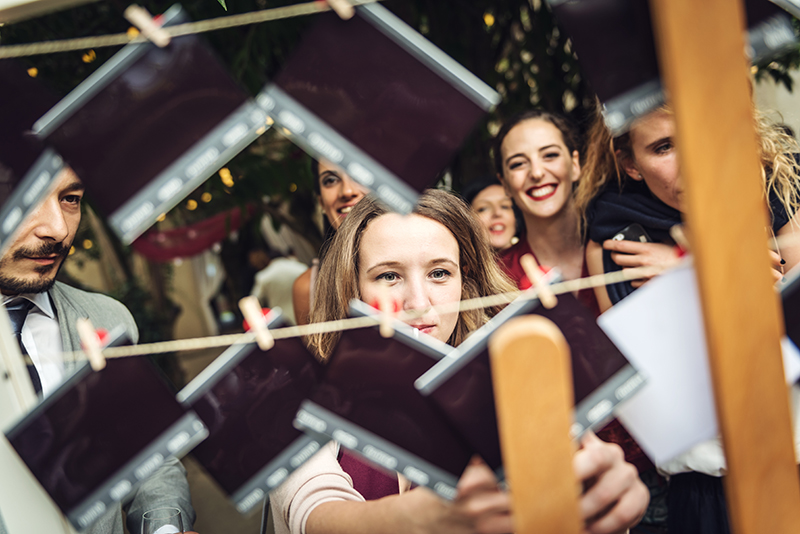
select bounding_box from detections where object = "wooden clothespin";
[520,253,557,309]
[239,296,274,351]
[670,224,691,257]
[376,286,395,339]
[76,318,106,371]
[124,5,171,48]
[325,0,355,20]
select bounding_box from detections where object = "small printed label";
[23,171,51,205]
[167,431,190,453]
[278,110,305,134]
[157,177,183,201]
[377,185,413,214]
[222,122,249,147]
[77,501,107,527]
[109,479,132,501]
[120,201,155,233]
[616,373,645,400]
[237,488,265,513]
[587,399,613,423]
[402,465,430,486]
[250,109,267,125]
[186,147,220,179]
[630,91,663,117]
[257,93,276,110]
[760,17,794,50]
[570,422,584,439]
[2,207,22,235]
[332,429,358,449]
[295,409,327,433]
[434,482,457,500]
[134,452,164,480]
[308,132,343,163]
[362,445,397,470]
[290,440,321,468]
[603,111,625,132]
[347,162,375,186]
[266,467,289,488]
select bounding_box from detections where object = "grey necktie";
[6,299,41,396]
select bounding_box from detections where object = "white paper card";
[598,264,717,464]
[598,263,800,465]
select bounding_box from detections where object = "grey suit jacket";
[0,282,195,534]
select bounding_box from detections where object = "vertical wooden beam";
[649,1,800,532]
[490,315,582,534]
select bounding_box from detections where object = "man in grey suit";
[0,168,196,534]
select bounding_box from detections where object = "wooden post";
[489,315,582,534]
[649,1,800,532]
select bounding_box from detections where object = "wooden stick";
[376,286,395,338]
[239,296,274,351]
[489,315,581,534]
[76,318,106,371]
[520,253,557,309]
[650,0,800,532]
[326,0,355,20]
[124,5,170,47]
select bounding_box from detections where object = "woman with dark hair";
[461,178,520,251]
[292,159,368,325]
[493,109,599,313]
[270,189,650,534]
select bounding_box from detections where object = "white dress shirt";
[3,291,65,398]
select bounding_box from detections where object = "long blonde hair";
[575,102,800,229]
[308,189,515,359]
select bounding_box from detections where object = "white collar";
[3,291,55,319]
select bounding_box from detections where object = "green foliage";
[753,17,800,92]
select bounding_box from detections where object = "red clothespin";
[239,296,274,351]
[670,224,690,258]
[520,254,557,309]
[124,5,171,47]
[323,0,355,20]
[375,286,396,338]
[76,318,107,371]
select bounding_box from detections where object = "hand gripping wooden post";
[649,0,800,532]
[489,315,582,534]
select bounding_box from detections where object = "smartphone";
[612,223,652,243]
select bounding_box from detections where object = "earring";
[638,173,643,179]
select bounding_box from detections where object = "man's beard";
[0,241,70,294]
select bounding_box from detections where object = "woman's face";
[318,160,367,230]
[358,213,462,343]
[471,184,516,250]
[500,118,580,221]
[624,110,682,211]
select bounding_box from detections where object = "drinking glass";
[141,507,184,534]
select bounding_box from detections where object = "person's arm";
[293,269,313,326]
[306,459,511,534]
[124,456,197,533]
[586,241,613,314]
[306,437,647,534]
[777,219,800,275]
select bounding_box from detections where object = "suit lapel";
[49,282,84,374]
